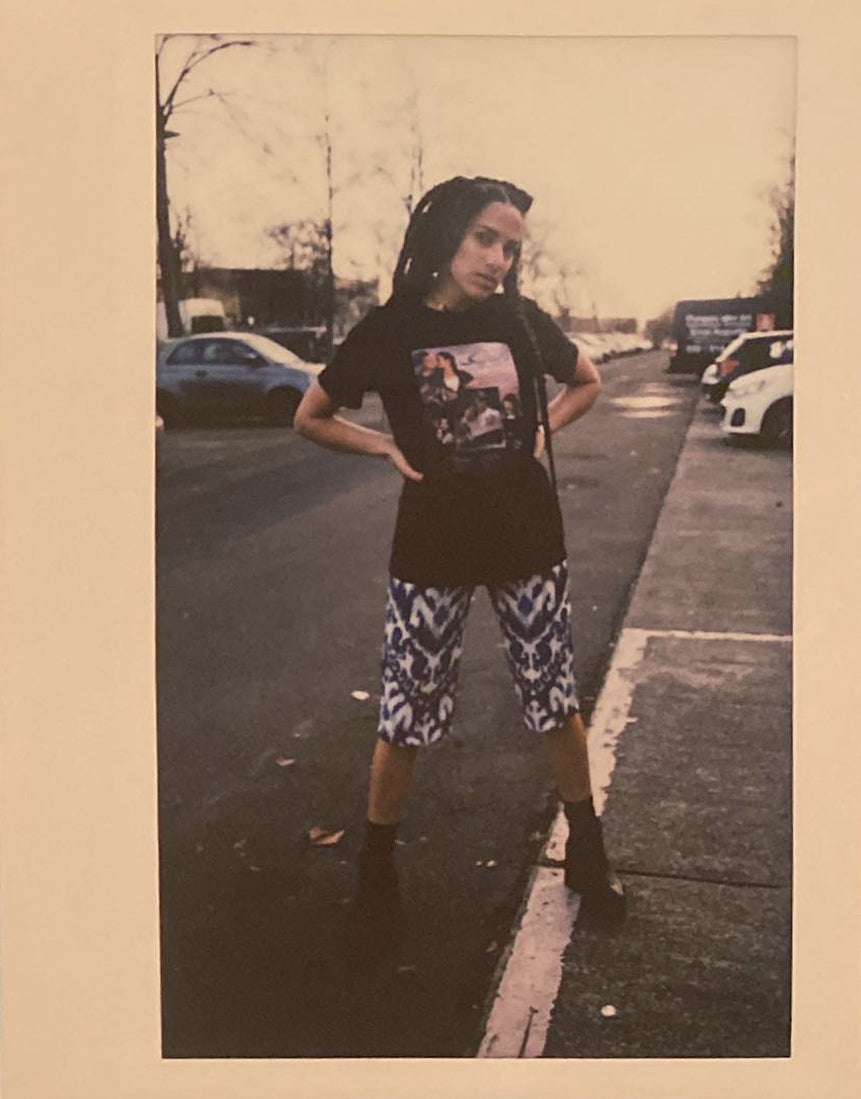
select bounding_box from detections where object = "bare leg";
[542,712,592,803]
[367,737,418,825]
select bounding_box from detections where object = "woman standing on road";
[295,175,625,950]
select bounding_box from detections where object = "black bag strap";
[517,303,558,496]
[533,367,557,494]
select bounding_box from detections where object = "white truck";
[156,297,227,342]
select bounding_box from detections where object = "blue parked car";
[156,332,324,427]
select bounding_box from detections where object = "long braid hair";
[389,175,559,490]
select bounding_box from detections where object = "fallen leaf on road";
[233,839,247,851]
[486,941,498,954]
[292,718,313,739]
[625,718,638,726]
[308,827,345,847]
[395,838,407,847]
[351,690,370,701]
[275,757,296,767]
[475,860,484,867]
[600,1004,618,1018]
[485,860,498,869]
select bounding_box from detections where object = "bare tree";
[354,78,428,298]
[645,305,675,349]
[155,34,257,336]
[757,152,794,309]
[267,219,329,280]
[320,97,336,361]
[403,86,426,215]
[519,220,586,324]
[173,208,199,269]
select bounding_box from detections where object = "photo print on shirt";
[412,341,524,456]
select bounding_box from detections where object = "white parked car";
[700,329,793,403]
[571,332,609,363]
[720,361,793,447]
[588,334,615,360]
[701,361,720,398]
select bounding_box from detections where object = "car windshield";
[716,334,748,361]
[237,332,309,366]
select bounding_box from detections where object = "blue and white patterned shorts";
[378,561,580,747]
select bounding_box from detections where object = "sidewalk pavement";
[477,405,793,1058]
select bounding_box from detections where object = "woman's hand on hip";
[533,424,546,460]
[295,382,421,481]
[383,440,424,482]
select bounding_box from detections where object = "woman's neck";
[423,279,472,313]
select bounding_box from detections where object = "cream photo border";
[1,1,859,1097]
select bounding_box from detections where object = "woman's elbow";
[585,377,601,412]
[294,387,324,437]
[293,401,311,437]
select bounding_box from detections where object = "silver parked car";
[156,332,324,427]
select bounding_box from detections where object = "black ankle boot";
[350,822,403,954]
[564,798,627,928]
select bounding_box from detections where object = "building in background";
[157,267,379,349]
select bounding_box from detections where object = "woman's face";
[421,350,439,374]
[435,201,525,309]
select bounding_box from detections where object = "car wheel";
[760,398,793,449]
[156,392,183,429]
[265,388,301,426]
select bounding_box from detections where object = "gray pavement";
[480,405,793,1058]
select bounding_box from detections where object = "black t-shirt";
[319,294,578,587]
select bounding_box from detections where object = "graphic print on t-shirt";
[412,342,524,457]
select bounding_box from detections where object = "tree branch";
[171,89,222,113]
[161,37,256,121]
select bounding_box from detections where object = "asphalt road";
[156,349,699,1057]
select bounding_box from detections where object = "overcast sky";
[160,34,795,322]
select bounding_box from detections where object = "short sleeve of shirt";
[522,298,579,384]
[318,308,386,409]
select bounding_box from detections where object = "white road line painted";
[477,629,647,1058]
[587,628,651,816]
[610,396,685,409]
[476,867,581,1058]
[641,628,792,644]
[475,625,792,1059]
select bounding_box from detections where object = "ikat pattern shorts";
[378,561,580,747]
